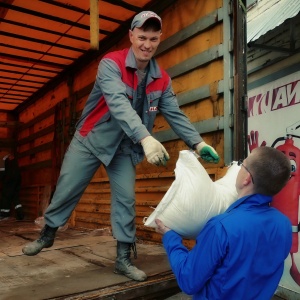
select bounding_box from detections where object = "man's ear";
[129,30,133,41]
[243,172,252,186]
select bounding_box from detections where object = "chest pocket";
[146,97,160,130]
[148,90,161,115]
[149,98,159,113]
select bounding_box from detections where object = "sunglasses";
[238,159,254,184]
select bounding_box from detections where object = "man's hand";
[141,136,170,166]
[196,142,220,163]
[155,219,171,235]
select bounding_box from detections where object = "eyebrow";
[137,34,159,38]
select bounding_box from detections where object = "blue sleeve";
[162,221,228,295]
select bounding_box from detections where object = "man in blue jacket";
[156,146,292,299]
[22,11,219,282]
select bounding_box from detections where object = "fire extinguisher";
[271,121,300,285]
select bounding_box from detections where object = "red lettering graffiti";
[248,80,300,117]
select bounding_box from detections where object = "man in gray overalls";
[22,11,220,282]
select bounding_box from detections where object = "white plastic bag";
[143,150,240,238]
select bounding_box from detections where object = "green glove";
[196,142,220,163]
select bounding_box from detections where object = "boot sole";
[114,268,147,282]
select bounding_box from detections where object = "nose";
[144,39,151,48]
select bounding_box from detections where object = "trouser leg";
[0,175,17,217]
[0,189,10,217]
[106,152,147,281]
[44,137,102,228]
[23,137,102,255]
[11,175,21,207]
[105,152,136,243]
[1,178,15,211]
[1,174,22,219]
[10,175,24,220]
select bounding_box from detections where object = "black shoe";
[0,211,10,220]
[15,206,24,220]
[22,224,58,256]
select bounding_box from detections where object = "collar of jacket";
[125,47,163,79]
[226,193,272,213]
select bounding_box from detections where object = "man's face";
[235,154,255,194]
[236,159,246,192]
[129,27,161,67]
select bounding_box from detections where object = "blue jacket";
[75,48,202,166]
[163,194,292,299]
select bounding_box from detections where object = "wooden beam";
[0,121,22,128]
[90,0,99,50]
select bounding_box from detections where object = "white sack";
[143,150,240,238]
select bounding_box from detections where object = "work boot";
[15,205,24,220]
[22,224,58,256]
[114,241,147,282]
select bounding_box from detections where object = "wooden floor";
[0,218,180,300]
[0,218,288,300]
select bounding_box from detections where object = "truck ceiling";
[0,0,176,113]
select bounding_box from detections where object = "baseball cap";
[131,11,162,30]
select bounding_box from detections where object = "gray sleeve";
[158,81,203,148]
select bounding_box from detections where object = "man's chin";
[137,57,151,63]
[140,53,153,60]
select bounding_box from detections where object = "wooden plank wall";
[16,0,228,245]
[0,111,18,156]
